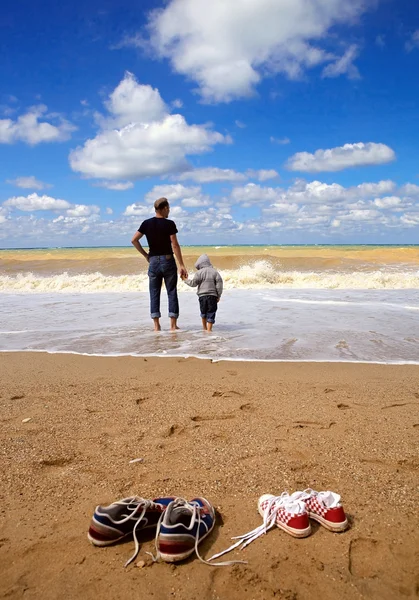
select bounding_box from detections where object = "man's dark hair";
[154,197,169,211]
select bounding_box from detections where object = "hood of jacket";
[195,254,212,270]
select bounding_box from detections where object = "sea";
[1,245,418,364]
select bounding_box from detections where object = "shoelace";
[207,492,308,561]
[147,498,246,567]
[122,499,154,567]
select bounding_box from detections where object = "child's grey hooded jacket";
[183,254,223,298]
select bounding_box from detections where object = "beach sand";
[1,353,418,599]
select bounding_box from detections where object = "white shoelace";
[207,492,307,561]
[123,500,152,567]
[147,498,246,567]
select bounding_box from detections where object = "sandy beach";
[1,353,418,599]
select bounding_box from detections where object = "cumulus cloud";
[3,193,71,212]
[176,167,247,183]
[133,0,371,102]
[6,176,52,190]
[2,193,100,219]
[69,72,229,181]
[321,44,360,79]
[286,142,396,172]
[144,183,211,207]
[247,169,279,182]
[0,105,76,145]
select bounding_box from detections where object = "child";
[182,254,223,332]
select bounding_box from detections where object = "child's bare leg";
[201,317,207,331]
[206,322,213,332]
[152,317,161,332]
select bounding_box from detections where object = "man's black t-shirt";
[138,217,178,257]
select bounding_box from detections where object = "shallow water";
[1,290,418,363]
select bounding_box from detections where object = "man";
[131,197,188,331]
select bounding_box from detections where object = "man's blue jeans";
[148,255,179,319]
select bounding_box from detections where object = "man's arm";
[170,233,188,278]
[131,231,149,261]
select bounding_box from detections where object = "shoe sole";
[309,513,348,532]
[257,506,311,538]
[87,532,132,547]
[159,519,216,563]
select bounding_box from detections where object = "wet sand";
[1,353,418,599]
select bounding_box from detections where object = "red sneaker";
[258,493,311,538]
[298,489,348,532]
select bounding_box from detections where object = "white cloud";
[94,180,134,190]
[235,120,246,128]
[405,30,419,53]
[69,72,229,180]
[176,167,247,183]
[373,196,402,209]
[144,183,211,208]
[3,193,71,212]
[172,99,183,108]
[286,142,396,172]
[247,169,279,182]
[65,204,100,217]
[2,194,101,219]
[138,0,370,102]
[105,207,113,215]
[145,183,202,203]
[6,176,52,190]
[270,136,290,145]
[231,183,280,205]
[123,204,152,217]
[0,105,76,145]
[321,44,360,79]
[400,183,419,196]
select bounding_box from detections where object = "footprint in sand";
[191,413,235,422]
[39,456,75,468]
[349,538,393,579]
[11,394,25,400]
[162,424,183,437]
[337,403,351,410]
[293,421,336,430]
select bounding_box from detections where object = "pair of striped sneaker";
[88,496,237,567]
[208,489,348,561]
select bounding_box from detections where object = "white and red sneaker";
[207,492,311,562]
[296,489,348,532]
[257,493,311,538]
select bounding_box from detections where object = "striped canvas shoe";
[297,489,348,532]
[88,496,174,566]
[156,497,216,563]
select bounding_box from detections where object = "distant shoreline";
[2,243,419,251]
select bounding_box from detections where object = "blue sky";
[1,0,419,247]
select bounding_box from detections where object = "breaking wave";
[1,261,418,292]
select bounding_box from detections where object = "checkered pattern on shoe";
[260,498,297,525]
[296,489,349,532]
[304,495,328,518]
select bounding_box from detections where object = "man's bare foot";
[170,317,179,331]
[153,317,161,332]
